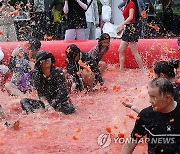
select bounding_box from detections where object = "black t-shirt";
[65,0,87,29]
[33,66,69,104]
[131,102,180,154]
[173,83,180,102]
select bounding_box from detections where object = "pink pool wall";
[0,39,179,68]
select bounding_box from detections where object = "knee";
[20,98,33,114]
[98,61,107,73]
[5,82,12,90]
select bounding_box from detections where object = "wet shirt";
[89,45,109,64]
[123,1,136,24]
[65,0,87,29]
[33,67,69,104]
[173,83,180,102]
[131,102,180,154]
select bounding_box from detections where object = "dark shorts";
[121,23,139,42]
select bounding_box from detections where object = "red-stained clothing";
[123,1,136,23]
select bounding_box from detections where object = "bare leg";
[129,42,143,69]
[5,82,24,96]
[118,40,129,70]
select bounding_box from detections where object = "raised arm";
[63,0,69,14]
[76,0,87,10]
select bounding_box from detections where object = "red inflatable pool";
[0,39,179,68]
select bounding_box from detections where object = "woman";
[89,33,110,73]
[20,51,75,115]
[65,44,105,92]
[123,59,180,114]
[117,0,143,70]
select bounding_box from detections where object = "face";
[40,57,52,68]
[148,86,170,112]
[101,39,110,48]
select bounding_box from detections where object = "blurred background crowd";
[0,0,179,42]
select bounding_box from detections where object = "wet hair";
[127,0,140,22]
[98,33,110,44]
[28,38,41,50]
[150,77,174,96]
[98,33,110,50]
[65,44,81,61]
[154,60,179,78]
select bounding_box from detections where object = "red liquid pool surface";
[0,65,152,154]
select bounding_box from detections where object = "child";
[5,47,32,96]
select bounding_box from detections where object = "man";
[63,0,87,40]
[122,78,180,154]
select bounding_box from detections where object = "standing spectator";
[0,1,17,42]
[159,0,175,36]
[117,0,144,70]
[85,0,99,40]
[32,0,46,39]
[63,0,87,40]
[50,0,65,39]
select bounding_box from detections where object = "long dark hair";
[127,0,140,22]
[98,33,110,51]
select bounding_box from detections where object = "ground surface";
[0,65,152,154]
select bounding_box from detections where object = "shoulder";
[89,45,98,53]
[138,106,154,118]
[128,1,136,8]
